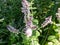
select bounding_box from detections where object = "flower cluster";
[41,16,52,28]
[7,25,19,34]
[21,0,36,37]
[21,0,30,21]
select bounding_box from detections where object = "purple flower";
[24,27,32,37]
[22,0,30,7]
[7,25,19,34]
[21,0,36,37]
[41,16,52,28]
[21,0,30,15]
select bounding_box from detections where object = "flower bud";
[25,28,32,37]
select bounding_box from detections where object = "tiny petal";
[41,16,52,28]
[22,0,30,7]
[25,28,32,37]
[7,25,19,34]
[31,25,37,30]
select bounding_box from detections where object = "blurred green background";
[0,0,60,45]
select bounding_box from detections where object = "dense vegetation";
[0,0,60,45]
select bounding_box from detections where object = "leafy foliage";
[0,0,60,45]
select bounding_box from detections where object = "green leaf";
[33,19,38,25]
[48,42,53,45]
[48,35,56,41]
[0,18,4,22]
